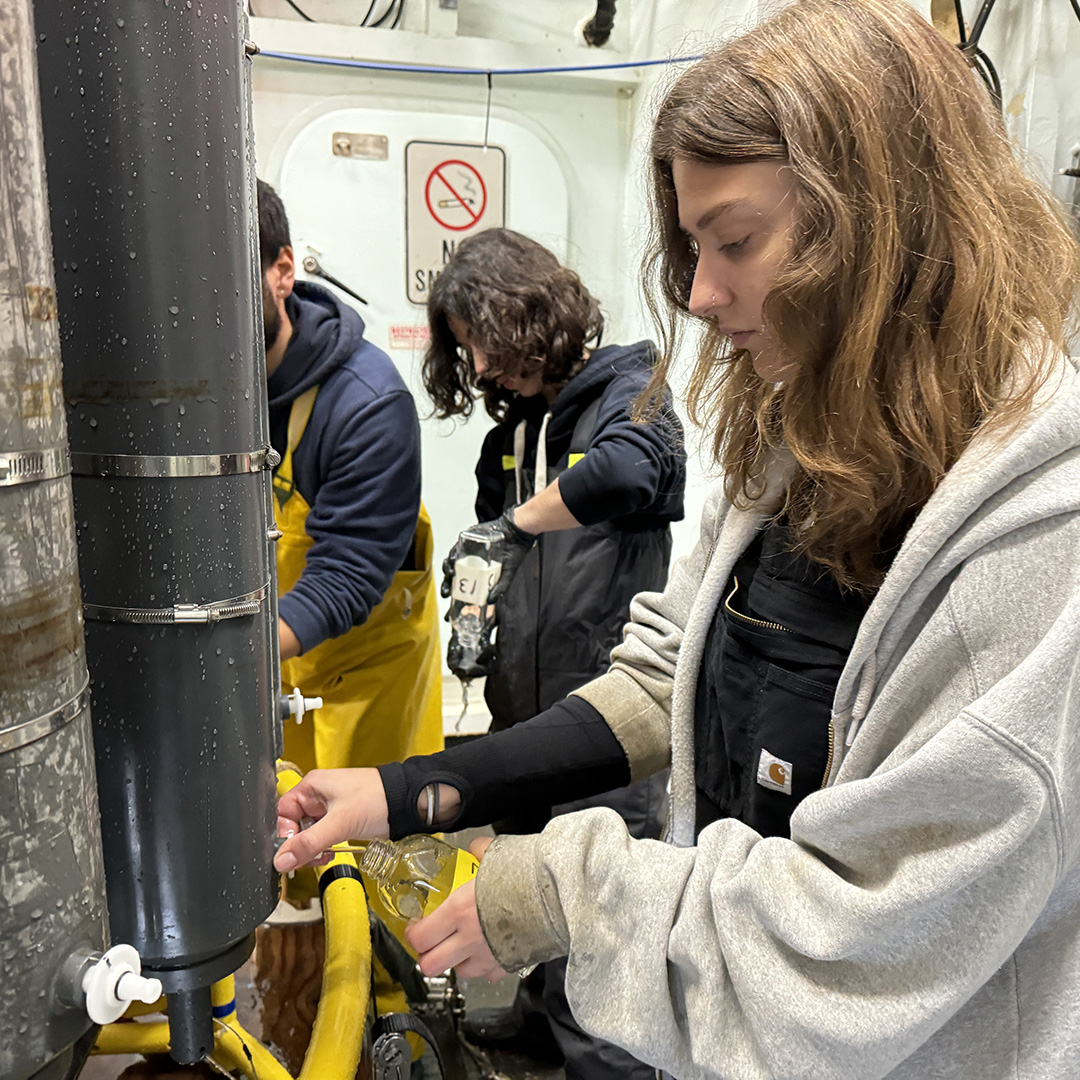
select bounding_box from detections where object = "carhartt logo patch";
[757,749,793,794]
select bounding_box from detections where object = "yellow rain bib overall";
[274,386,443,773]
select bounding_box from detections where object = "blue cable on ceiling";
[255,49,703,76]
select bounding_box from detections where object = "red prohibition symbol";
[424,160,488,231]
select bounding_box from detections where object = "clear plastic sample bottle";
[358,835,480,921]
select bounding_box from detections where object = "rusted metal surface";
[0,0,108,1077]
[0,714,109,1080]
[0,486,83,709]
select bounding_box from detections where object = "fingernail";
[275,852,297,872]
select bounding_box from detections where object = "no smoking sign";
[425,160,487,230]
[406,141,505,304]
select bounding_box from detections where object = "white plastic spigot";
[81,944,163,1025]
[288,686,323,724]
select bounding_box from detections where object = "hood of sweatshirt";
[548,341,655,436]
[661,353,1080,846]
[832,355,1080,758]
[495,340,658,440]
[267,281,366,409]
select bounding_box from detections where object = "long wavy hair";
[423,228,604,421]
[640,0,1080,591]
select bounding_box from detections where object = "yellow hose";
[92,1020,171,1056]
[277,767,371,1080]
[208,974,295,1080]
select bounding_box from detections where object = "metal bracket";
[0,674,90,755]
[331,132,388,160]
[70,446,279,478]
[0,446,70,486]
[84,582,270,625]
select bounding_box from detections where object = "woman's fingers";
[404,881,507,980]
[469,835,494,859]
[274,808,350,870]
[411,927,505,981]
[276,781,329,828]
[274,767,391,871]
[414,930,466,977]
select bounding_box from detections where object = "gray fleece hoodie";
[475,356,1080,1079]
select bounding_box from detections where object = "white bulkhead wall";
[249,0,1080,648]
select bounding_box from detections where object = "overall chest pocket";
[695,617,839,839]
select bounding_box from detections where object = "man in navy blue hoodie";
[257,180,443,782]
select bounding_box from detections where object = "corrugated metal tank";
[0,0,109,1077]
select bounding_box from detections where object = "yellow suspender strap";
[272,386,319,508]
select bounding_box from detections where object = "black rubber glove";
[439,507,538,602]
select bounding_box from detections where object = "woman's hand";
[274,767,390,872]
[404,837,509,982]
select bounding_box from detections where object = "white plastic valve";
[82,944,163,1025]
[288,686,323,724]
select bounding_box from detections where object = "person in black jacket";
[422,227,686,1079]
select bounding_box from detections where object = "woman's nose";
[472,351,489,376]
[687,264,733,319]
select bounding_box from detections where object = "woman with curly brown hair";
[422,226,686,1077]
[278,2,1080,1076]
[423,229,685,724]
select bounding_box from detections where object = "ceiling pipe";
[581,0,617,47]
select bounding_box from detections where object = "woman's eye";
[721,235,752,255]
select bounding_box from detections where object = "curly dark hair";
[423,228,604,420]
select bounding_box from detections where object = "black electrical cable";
[259,0,398,29]
[972,45,1002,108]
[371,0,401,29]
[966,0,999,50]
[1069,0,1080,25]
[952,0,967,44]
[952,1,1000,111]
[281,0,315,22]
[583,0,617,48]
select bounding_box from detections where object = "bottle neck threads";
[358,838,396,881]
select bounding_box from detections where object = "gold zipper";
[820,721,836,789]
[724,577,794,633]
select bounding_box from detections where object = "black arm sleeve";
[376,695,630,839]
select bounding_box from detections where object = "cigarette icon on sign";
[425,159,488,230]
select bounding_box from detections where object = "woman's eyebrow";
[693,199,754,232]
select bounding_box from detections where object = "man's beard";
[262,276,282,354]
